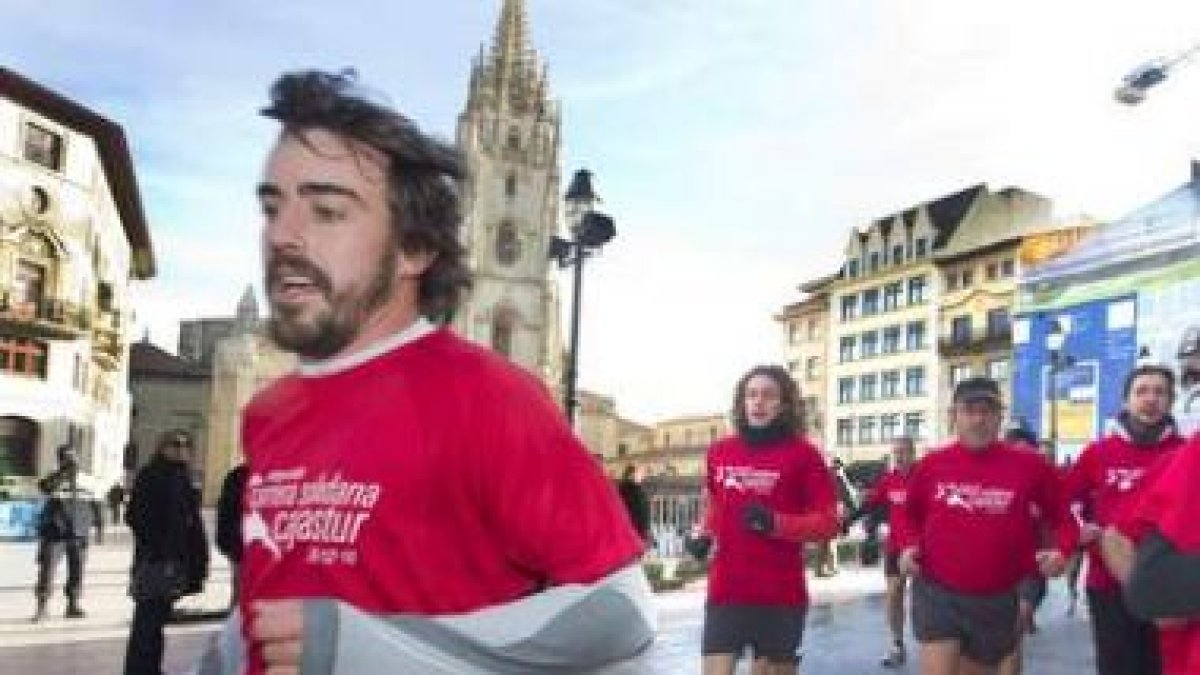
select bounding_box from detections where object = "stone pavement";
[0,526,1096,673]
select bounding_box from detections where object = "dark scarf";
[1118,410,1176,447]
[738,419,794,448]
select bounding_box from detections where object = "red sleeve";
[864,475,888,509]
[479,377,642,585]
[1127,441,1200,551]
[701,452,719,536]
[895,460,928,551]
[1032,455,1080,555]
[772,444,839,544]
[1062,442,1098,517]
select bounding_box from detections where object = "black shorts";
[702,603,806,661]
[884,552,902,578]
[1018,576,1047,608]
[911,577,1020,667]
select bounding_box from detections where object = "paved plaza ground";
[0,522,1095,674]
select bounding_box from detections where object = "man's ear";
[397,247,437,279]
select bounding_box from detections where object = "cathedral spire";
[468,0,547,114]
[492,0,532,76]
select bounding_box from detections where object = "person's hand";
[1079,523,1102,546]
[249,600,305,675]
[898,547,921,576]
[741,502,775,535]
[1035,549,1067,577]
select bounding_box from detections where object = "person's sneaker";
[64,605,85,619]
[881,643,906,668]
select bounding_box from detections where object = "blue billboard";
[1011,296,1139,461]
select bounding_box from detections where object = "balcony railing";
[0,290,90,339]
[938,327,1013,356]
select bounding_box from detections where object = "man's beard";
[266,248,396,359]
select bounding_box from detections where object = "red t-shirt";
[1063,431,1185,592]
[238,329,642,673]
[1124,438,1200,675]
[704,434,836,606]
[898,441,1077,595]
[864,469,910,554]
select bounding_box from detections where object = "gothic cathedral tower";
[455,0,565,394]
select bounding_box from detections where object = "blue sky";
[7,1,1200,422]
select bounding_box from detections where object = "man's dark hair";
[1123,364,1176,406]
[731,365,805,436]
[261,69,471,321]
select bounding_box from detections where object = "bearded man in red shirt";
[196,69,652,675]
[897,378,1077,675]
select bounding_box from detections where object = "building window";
[495,220,520,266]
[861,373,878,401]
[804,396,820,426]
[869,252,880,273]
[950,364,972,385]
[787,359,800,376]
[988,359,1009,382]
[840,295,858,321]
[906,321,926,350]
[13,261,46,314]
[884,282,903,310]
[505,173,517,198]
[906,367,926,396]
[0,338,48,379]
[951,315,972,345]
[883,326,901,354]
[0,416,39,476]
[839,336,856,363]
[908,276,927,304]
[892,245,904,266]
[788,323,800,344]
[882,370,901,398]
[986,263,998,281]
[862,289,880,316]
[961,269,974,288]
[915,238,928,257]
[837,418,854,446]
[946,272,959,291]
[859,416,877,444]
[904,412,926,440]
[881,414,900,441]
[507,128,520,151]
[861,330,879,358]
[847,259,860,278]
[807,319,819,340]
[986,308,1010,339]
[1001,259,1015,277]
[805,356,819,381]
[838,377,856,404]
[491,307,516,357]
[24,122,64,171]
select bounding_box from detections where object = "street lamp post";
[549,169,616,426]
[1045,319,1072,465]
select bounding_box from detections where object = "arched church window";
[491,306,517,357]
[496,220,520,266]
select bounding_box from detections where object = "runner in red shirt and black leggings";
[897,377,1077,675]
[1063,364,1185,675]
[701,364,839,675]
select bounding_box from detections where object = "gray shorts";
[702,603,805,662]
[911,577,1020,667]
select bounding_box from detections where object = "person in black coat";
[33,443,95,621]
[215,463,247,608]
[122,430,209,675]
[615,464,651,545]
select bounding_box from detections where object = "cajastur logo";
[244,509,281,559]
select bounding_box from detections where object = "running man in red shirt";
[897,377,1077,675]
[851,436,916,668]
[196,69,652,675]
[1104,434,1200,675]
[1063,364,1184,675]
[701,365,839,675]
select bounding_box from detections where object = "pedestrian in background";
[123,429,209,675]
[33,443,94,621]
[700,364,838,675]
[106,482,126,525]
[616,463,651,545]
[215,463,247,609]
[1063,364,1184,675]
